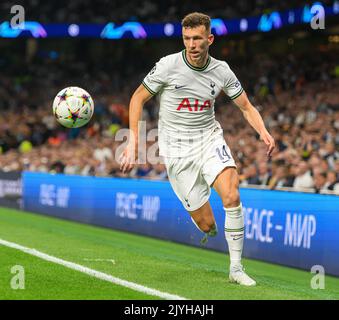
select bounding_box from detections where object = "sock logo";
[232,236,243,241]
[230,233,244,241]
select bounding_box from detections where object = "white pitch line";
[0,238,187,300]
[83,258,115,265]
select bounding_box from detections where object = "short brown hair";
[181,12,211,32]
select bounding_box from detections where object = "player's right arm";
[120,84,153,173]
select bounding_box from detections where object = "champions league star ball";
[53,87,94,128]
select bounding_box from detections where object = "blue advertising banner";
[23,172,339,276]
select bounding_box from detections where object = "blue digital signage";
[23,172,339,276]
[1,2,338,39]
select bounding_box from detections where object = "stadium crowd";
[0,38,338,194]
[0,0,334,23]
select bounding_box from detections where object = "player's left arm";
[233,91,275,157]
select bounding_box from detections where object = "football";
[52,86,94,128]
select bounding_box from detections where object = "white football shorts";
[163,126,236,211]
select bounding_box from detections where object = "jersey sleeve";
[222,62,244,100]
[142,57,168,95]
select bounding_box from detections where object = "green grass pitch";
[0,207,338,300]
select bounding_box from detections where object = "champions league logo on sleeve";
[149,65,156,75]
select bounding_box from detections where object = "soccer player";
[120,12,275,286]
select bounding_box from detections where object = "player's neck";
[185,50,209,68]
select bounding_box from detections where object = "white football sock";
[224,204,244,269]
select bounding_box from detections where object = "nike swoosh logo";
[232,237,243,241]
[175,85,186,89]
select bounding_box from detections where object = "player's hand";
[119,144,137,173]
[260,131,275,157]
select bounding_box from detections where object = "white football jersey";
[143,50,244,158]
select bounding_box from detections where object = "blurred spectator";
[0,0,319,23]
[147,163,168,180]
[320,142,339,170]
[292,161,314,190]
[257,162,270,186]
[240,164,260,186]
[50,160,65,174]
[136,162,153,178]
[267,161,288,189]
[94,139,114,163]
[313,172,327,194]
[323,171,339,192]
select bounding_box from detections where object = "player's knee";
[222,189,240,208]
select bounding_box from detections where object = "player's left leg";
[212,167,256,286]
[163,155,218,244]
[189,201,218,244]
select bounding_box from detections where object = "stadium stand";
[0,40,338,194]
[0,0,333,23]
[0,1,338,194]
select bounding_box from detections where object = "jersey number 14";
[216,145,231,163]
